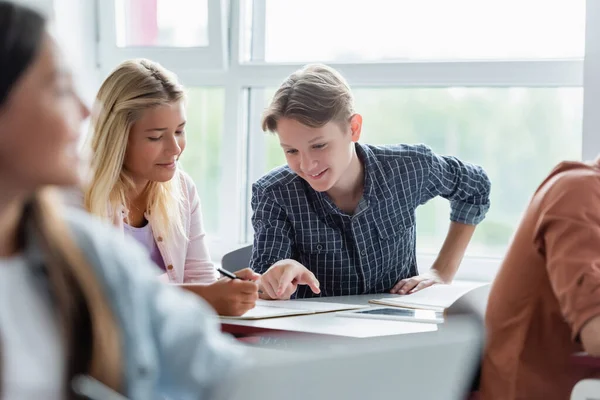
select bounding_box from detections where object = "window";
[98,0,226,70]
[115,0,209,47]
[178,87,225,236]
[245,0,585,63]
[95,0,593,274]
[251,87,583,257]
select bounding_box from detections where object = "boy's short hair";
[261,64,355,133]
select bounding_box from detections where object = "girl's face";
[123,101,187,185]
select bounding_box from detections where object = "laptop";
[214,315,483,400]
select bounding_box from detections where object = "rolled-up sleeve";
[534,172,600,341]
[249,183,294,274]
[416,145,491,225]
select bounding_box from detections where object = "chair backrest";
[221,245,253,272]
[571,379,600,400]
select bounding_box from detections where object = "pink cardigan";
[110,170,218,284]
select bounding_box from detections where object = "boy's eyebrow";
[308,136,325,144]
[280,136,325,147]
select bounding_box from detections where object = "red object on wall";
[127,0,158,46]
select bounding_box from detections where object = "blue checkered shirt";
[250,143,491,298]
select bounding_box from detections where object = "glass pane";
[249,0,585,62]
[179,88,224,236]
[115,0,208,47]
[256,87,583,257]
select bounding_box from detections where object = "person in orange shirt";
[480,160,600,400]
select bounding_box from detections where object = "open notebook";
[221,299,367,320]
[369,281,490,312]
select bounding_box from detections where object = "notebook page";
[220,305,314,320]
[258,299,367,313]
[371,281,489,311]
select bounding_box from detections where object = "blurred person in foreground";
[480,159,600,399]
[0,1,241,398]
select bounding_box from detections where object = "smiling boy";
[251,64,491,300]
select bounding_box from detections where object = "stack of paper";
[369,281,490,312]
[221,299,367,320]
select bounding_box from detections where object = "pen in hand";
[217,267,263,294]
[217,267,241,280]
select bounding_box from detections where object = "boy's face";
[276,116,361,192]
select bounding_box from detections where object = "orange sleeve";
[534,170,600,341]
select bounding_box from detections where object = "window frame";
[93,0,597,282]
[96,0,229,71]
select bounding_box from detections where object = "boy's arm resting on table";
[391,222,476,294]
[392,146,490,294]
[431,222,475,282]
[534,173,600,357]
[249,183,320,300]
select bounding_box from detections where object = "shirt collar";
[308,142,392,216]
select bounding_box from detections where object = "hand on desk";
[258,259,321,300]
[181,268,260,316]
[390,271,444,295]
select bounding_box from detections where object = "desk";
[223,293,483,400]
[220,294,437,338]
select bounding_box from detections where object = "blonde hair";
[262,64,355,132]
[84,59,186,239]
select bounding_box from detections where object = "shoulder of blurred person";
[55,206,244,398]
[60,185,85,209]
[533,159,600,206]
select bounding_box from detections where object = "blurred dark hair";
[0,0,45,107]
